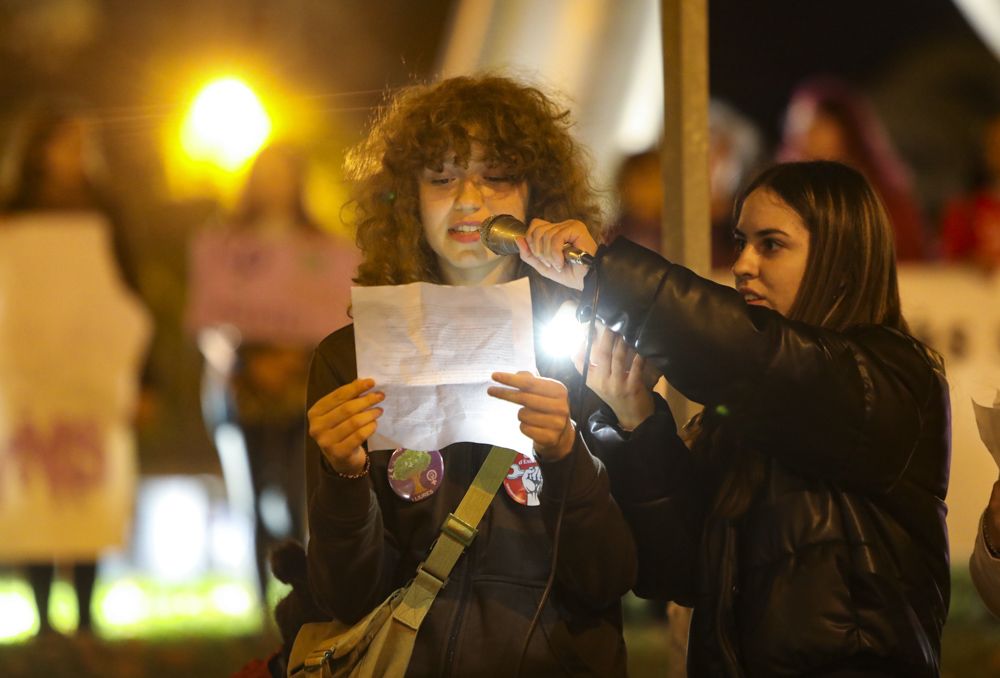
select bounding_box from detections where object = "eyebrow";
[732,227,790,239]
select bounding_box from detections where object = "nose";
[731,243,757,280]
[454,176,484,212]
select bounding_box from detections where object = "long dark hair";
[702,160,910,519]
[1,101,109,213]
[738,160,908,333]
[231,142,318,231]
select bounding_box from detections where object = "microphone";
[480,214,594,266]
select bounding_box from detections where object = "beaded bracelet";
[333,454,371,480]
[983,512,1000,559]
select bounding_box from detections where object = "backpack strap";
[391,445,518,630]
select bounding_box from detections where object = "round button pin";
[503,453,543,507]
[387,448,444,502]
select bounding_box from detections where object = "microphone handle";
[563,246,593,267]
[481,214,593,266]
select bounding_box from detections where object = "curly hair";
[344,74,604,285]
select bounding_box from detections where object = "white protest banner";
[186,229,359,345]
[0,214,152,561]
[896,265,1000,561]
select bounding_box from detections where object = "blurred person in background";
[609,148,662,253]
[0,100,150,640]
[190,143,347,609]
[709,100,765,270]
[939,111,1000,271]
[778,76,928,261]
[609,99,763,271]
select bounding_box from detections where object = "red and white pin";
[503,453,542,507]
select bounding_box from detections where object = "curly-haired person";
[302,74,636,676]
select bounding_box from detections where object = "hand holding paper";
[488,371,575,461]
[973,389,1000,468]
[307,378,384,474]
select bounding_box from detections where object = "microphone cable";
[515,273,602,677]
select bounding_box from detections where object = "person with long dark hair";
[1,101,147,639]
[779,78,928,262]
[188,138,362,626]
[939,111,1000,271]
[518,160,951,676]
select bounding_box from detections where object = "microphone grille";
[479,214,525,255]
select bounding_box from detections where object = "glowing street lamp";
[181,77,271,171]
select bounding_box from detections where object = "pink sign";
[186,229,360,345]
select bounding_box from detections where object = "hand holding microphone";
[480,214,598,291]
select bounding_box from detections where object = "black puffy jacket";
[584,239,950,677]
[304,272,636,677]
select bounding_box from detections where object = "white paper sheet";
[973,389,1000,468]
[352,278,537,456]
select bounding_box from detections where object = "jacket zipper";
[715,521,744,677]
[441,540,473,677]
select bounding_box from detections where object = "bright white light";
[953,0,1000,60]
[614,0,663,154]
[101,581,149,627]
[181,77,271,170]
[210,583,254,617]
[209,503,253,574]
[141,478,209,582]
[540,301,586,359]
[0,591,35,639]
[259,487,292,536]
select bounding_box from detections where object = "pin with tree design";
[387,448,444,501]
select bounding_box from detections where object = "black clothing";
[584,238,950,677]
[304,276,636,677]
[242,417,307,601]
[27,562,97,632]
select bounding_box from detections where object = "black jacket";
[304,274,636,677]
[584,239,950,677]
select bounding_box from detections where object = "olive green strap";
[392,446,518,630]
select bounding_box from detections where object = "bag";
[288,588,414,678]
[287,446,518,678]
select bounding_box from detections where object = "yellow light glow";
[181,77,271,170]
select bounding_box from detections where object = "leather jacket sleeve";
[305,345,400,624]
[583,237,941,495]
[585,396,704,604]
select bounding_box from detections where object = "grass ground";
[0,571,997,677]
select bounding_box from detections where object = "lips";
[738,288,767,305]
[448,221,483,244]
